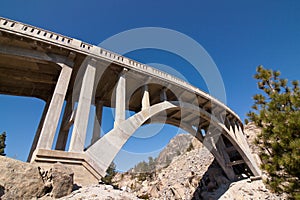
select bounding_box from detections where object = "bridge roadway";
[0,17,261,185]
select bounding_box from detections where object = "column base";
[31,149,105,186]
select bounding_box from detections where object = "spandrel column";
[114,68,127,128]
[69,60,96,152]
[36,63,72,150]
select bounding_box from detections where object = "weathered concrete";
[31,149,101,186]
[86,101,178,175]
[55,96,73,150]
[91,101,103,145]
[69,62,96,152]
[141,85,150,110]
[114,68,127,128]
[160,87,167,101]
[28,98,51,162]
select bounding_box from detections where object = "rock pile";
[113,137,214,199]
[112,125,288,199]
[219,179,287,200]
[58,184,141,200]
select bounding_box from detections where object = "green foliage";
[247,65,300,199]
[132,157,157,183]
[148,156,156,172]
[0,132,6,156]
[101,162,117,185]
[133,156,156,173]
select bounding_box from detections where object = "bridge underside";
[0,18,261,185]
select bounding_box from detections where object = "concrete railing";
[0,17,242,124]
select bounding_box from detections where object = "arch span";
[86,101,261,180]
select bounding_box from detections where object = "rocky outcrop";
[155,133,195,170]
[244,122,263,167]
[48,163,74,198]
[0,156,47,199]
[149,145,213,199]
[113,137,213,199]
[0,156,73,199]
[219,179,287,200]
[112,124,288,199]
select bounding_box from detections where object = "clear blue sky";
[0,0,300,171]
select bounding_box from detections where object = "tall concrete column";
[141,85,150,110]
[55,96,73,150]
[91,101,103,145]
[28,98,51,161]
[114,68,127,128]
[160,87,167,101]
[36,63,72,150]
[69,62,96,152]
[195,128,204,142]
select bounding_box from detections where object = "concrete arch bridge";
[0,17,260,185]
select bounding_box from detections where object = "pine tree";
[148,156,156,172]
[247,65,300,199]
[101,162,116,185]
[0,132,6,156]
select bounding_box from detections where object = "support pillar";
[91,101,103,145]
[141,85,150,110]
[28,98,51,161]
[114,68,127,128]
[36,63,72,150]
[69,62,96,152]
[55,96,73,150]
[160,87,167,101]
[195,128,204,142]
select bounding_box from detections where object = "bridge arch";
[86,100,260,180]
